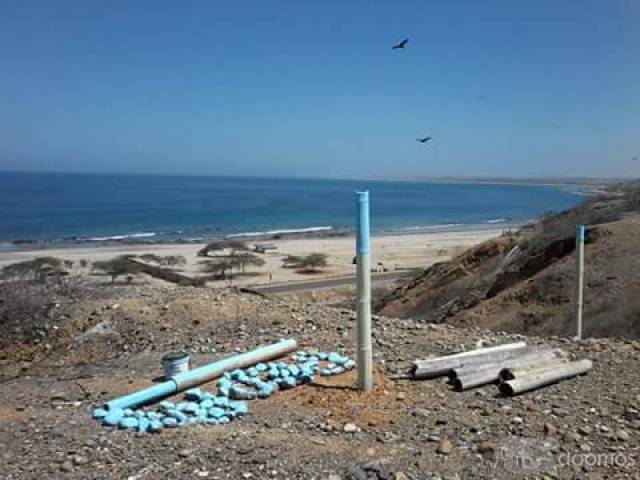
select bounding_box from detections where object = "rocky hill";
[377,182,640,339]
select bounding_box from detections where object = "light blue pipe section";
[104,339,297,411]
[98,348,354,432]
[577,225,586,241]
[106,381,177,411]
[173,339,297,390]
[356,191,370,255]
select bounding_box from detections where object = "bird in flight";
[416,136,432,143]
[392,38,409,50]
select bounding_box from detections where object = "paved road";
[250,270,416,295]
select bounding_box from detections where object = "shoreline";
[0,221,515,254]
[0,226,506,288]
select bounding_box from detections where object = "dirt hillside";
[377,182,640,339]
[1,284,639,479]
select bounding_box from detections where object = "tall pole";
[575,225,585,340]
[356,191,373,392]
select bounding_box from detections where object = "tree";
[1,257,65,282]
[231,253,265,273]
[199,251,265,279]
[199,258,233,280]
[281,253,328,273]
[93,255,143,283]
[298,253,328,272]
[197,240,250,257]
[162,255,187,267]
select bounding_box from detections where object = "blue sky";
[0,1,638,179]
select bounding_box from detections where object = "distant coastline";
[0,171,586,251]
[0,220,521,254]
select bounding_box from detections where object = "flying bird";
[416,136,432,143]
[392,38,409,50]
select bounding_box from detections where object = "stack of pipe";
[411,342,527,380]
[448,346,566,391]
[411,342,592,395]
[498,359,593,396]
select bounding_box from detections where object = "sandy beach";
[0,228,504,288]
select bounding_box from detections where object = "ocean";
[0,172,585,247]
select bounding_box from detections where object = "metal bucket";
[162,352,190,379]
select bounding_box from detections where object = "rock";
[395,473,409,480]
[552,407,569,417]
[178,448,192,458]
[478,441,495,459]
[345,466,367,480]
[396,392,406,401]
[343,423,358,433]
[544,423,557,436]
[412,408,430,419]
[616,430,630,442]
[437,438,454,455]
[578,426,591,436]
[60,461,73,472]
[326,474,342,480]
[73,455,89,466]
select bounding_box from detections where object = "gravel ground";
[1,285,639,479]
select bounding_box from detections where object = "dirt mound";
[282,369,404,427]
[377,182,640,339]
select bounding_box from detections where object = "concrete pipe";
[499,359,593,396]
[412,342,527,379]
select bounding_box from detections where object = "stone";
[346,466,367,480]
[544,423,557,436]
[616,430,630,442]
[178,448,192,458]
[437,438,454,455]
[73,455,89,466]
[60,461,73,472]
[343,423,358,433]
[478,441,495,459]
[578,426,591,436]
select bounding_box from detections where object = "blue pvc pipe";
[106,381,177,411]
[173,339,297,389]
[577,225,586,242]
[104,339,297,411]
[356,191,370,255]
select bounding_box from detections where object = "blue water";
[0,172,584,244]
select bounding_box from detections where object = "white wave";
[88,232,157,241]
[486,218,506,224]
[398,223,464,231]
[227,226,333,238]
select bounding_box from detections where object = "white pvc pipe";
[575,225,585,340]
[356,191,373,392]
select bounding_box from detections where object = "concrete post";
[355,191,373,392]
[575,225,585,340]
